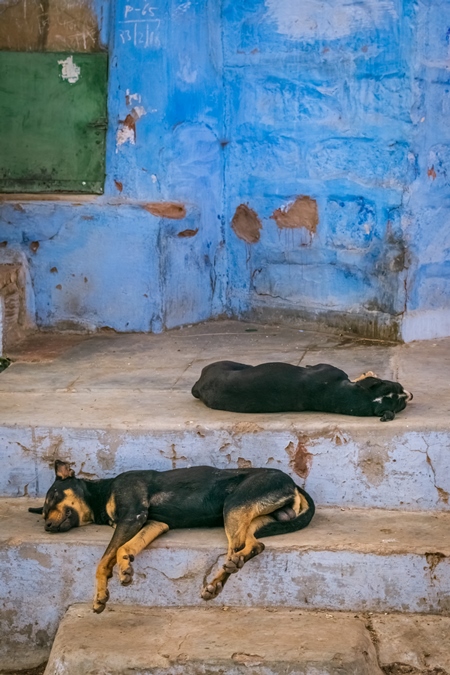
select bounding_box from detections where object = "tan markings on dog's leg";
[93,522,144,614]
[351,371,377,382]
[295,489,311,516]
[224,514,271,567]
[94,551,117,614]
[201,514,273,602]
[106,494,116,521]
[291,488,302,516]
[117,520,169,586]
[225,495,293,556]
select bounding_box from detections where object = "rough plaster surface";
[374,614,450,673]
[44,605,382,675]
[1,323,450,512]
[0,0,109,51]
[223,0,450,340]
[2,500,450,668]
[0,1,449,339]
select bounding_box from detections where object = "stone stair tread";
[2,323,450,513]
[8,498,450,555]
[44,604,382,675]
[44,605,450,675]
[2,498,450,669]
[0,319,444,428]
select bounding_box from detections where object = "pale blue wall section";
[223,0,419,338]
[402,0,450,340]
[1,0,450,340]
[0,203,163,331]
[0,0,226,333]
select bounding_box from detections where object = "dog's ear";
[355,376,381,390]
[54,460,75,480]
[28,506,44,514]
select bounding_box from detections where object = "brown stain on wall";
[425,551,446,576]
[0,264,32,350]
[120,113,138,142]
[437,487,450,505]
[286,438,313,479]
[46,0,99,52]
[271,196,319,233]
[143,202,187,219]
[358,441,389,487]
[231,204,262,244]
[178,228,198,238]
[237,457,252,468]
[232,421,262,434]
[0,0,100,52]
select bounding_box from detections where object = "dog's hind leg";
[201,514,273,601]
[222,507,267,569]
[201,473,296,601]
[116,520,169,586]
[351,371,377,382]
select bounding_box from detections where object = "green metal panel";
[0,51,107,193]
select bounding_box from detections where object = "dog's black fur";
[192,361,413,422]
[29,460,315,613]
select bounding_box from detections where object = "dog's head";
[356,376,413,421]
[29,460,94,533]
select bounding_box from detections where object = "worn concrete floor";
[3,319,449,430]
[2,321,450,672]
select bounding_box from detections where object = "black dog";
[192,361,413,422]
[29,460,315,613]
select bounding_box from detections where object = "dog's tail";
[28,506,44,514]
[255,485,315,538]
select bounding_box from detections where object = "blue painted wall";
[224,0,450,340]
[0,0,226,333]
[1,0,450,340]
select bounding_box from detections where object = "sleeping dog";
[192,361,413,421]
[29,460,315,613]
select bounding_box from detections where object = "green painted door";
[0,51,107,193]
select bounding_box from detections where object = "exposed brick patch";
[143,202,187,219]
[271,196,318,233]
[231,204,262,244]
[286,438,313,479]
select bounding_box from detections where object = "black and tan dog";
[29,460,315,613]
[192,361,413,422]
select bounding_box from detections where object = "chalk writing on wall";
[118,4,161,48]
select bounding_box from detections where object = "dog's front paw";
[380,411,395,422]
[201,581,223,601]
[93,589,109,614]
[118,554,134,586]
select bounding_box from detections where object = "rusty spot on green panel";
[0,51,107,193]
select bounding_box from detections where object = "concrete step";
[1,322,450,511]
[43,605,450,675]
[2,498,450,668]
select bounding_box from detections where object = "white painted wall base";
[401,309,450,342]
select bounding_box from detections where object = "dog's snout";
[45,520,58,532]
